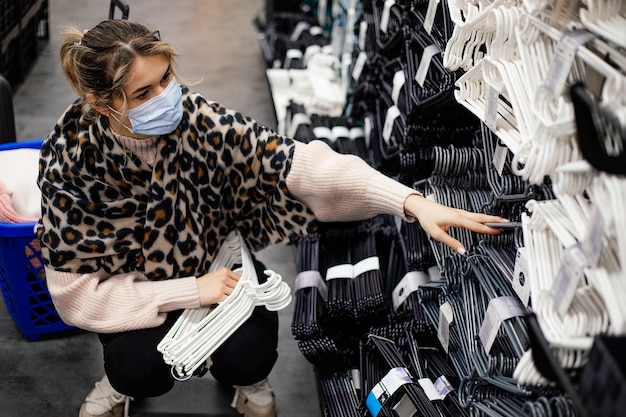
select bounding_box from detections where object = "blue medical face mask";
[111,79,183,136]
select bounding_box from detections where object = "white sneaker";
[231,379,276,417]
[79,375,132,417]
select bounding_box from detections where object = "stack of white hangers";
[512,161,626,385]
[442,0,626,388]
[580,0,626,48]
[157,231,292,380]
[444,0,521,72]
[450,1,626,186]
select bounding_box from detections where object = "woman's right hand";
[196,267,241,306]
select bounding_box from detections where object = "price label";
[392,271,430,310]
[485,85,498,130]
[352,51,367,81]
[317,0,327,27]
[492,141,508,176]
[382,105,401,145]
[512,248,531,307]
[290,21,310,41]
[479,296,525,354]
[364,116,372,149]
[544,29,596,96]
[418,378,444,401]
[423,0,440,35]
[392,70,406,106]
[380,0,396,34]
[366,367,413,416]
[415,44,441,87]
[551,244,587,316]
[358,21,368,50]
[434,375,454,399]
[294,270,327,300]
[438,302,453,353]
[581,207,604,267]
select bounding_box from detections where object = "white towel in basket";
[0,148,41,221]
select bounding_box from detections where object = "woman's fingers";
[219,268,240,295]
[196,267,241,306]
[404,195,510,253]
[454,212,507,235]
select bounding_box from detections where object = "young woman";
[37,19,504,417]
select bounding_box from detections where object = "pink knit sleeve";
[286,140,420,222]
[45,267,200,333]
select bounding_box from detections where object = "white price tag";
[380,0,396,34]
[423,0,440,35]
[392,70,406,106]
[434,375,454,399]
[418,378,444,401]
[479,296,525,354]
[326,263,354,280]
[358,21,368,51]
[382,105,401,145]
[415,44,441,87]
[313,126,333,141]
[353,256,380,277]
[351,368,361,391]
[287,112,311,139]
[485,85,498,130]
[392,271,430,310]
[352,51,367,81]
[581,207,604,267]
[428,265,441,281]
[544,30,596,96]
[568,244,589,269]
[366,367,413,417]
[364,116,372,149]
[294,270,328,300]
[512,248,530,307]
[318,0,327,27]
[551,259,580,316]
[437,301,453,353]
[492,141,508,176]
[290,21,310,41]
[551,244,587,315]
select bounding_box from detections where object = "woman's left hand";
[404,194,507,255]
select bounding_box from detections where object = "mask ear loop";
[107,106,134,133]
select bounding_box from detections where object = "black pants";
[97,260,279,398]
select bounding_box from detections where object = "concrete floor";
[1,1,322,416]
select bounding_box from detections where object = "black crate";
[0,0,20,39]
[36,1,48,40]
[579,335,626,417]
[0,35,21,88]
[1,0,49,89]
[19,6,39,74]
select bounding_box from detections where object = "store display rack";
[257,0,626,416]
[0,0,49,89]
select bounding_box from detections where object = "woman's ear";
[86,93,109,116]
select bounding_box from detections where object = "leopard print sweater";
[37,88,317,281]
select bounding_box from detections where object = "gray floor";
[1,1,322,416]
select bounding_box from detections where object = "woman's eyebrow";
[131,85,151,96]
[161,65,172,80]
[130,65,171,96]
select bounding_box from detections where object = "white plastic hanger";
[157,231,292,380]
[580,0,626,48]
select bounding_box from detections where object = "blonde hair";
[60,19,179,120]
